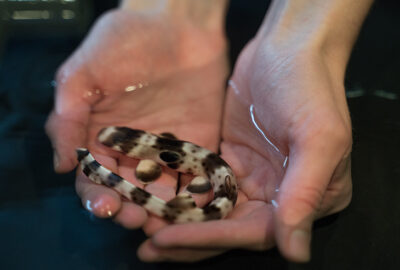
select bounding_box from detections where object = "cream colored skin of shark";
[97,126,117,145]
[136,159,161,184]
[212,166,234,188]
[135,133,159,158]
[175,208,205,223]
[210,197,233,217]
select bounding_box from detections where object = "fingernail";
[289,229,311,262]
[53,151,60,170]
[93,198,114,217]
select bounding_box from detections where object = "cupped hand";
[138,37,352,262]
[45,9,228,228]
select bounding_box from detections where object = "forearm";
[258,0,374,74]
[120,0,229,31]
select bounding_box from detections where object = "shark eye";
[159,151,181,163]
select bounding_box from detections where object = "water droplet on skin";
[271,199,279,208]
[125,82,149,92]
[250,104,281,154]
[229,80,240,96]
[125,85,137,92]
[283,156,289,168]
[230,79,288,202]
[228,79,251,107]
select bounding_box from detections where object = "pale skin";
[45,0,373,263]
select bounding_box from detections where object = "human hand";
[137,36,353,262]
[138,0,374,262]
[45,5,228,228]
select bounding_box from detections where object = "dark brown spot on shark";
[99,127,145,154]
[202,153,229,176]
[161,208,177,222]
[76,149,89,162]
[159,132,178,140]
[203,204,222,220]
[88,160,101,171]
[130,188,151,205]
[106,173,123,187]
[155,136,184,153]
[166,194,196,210]
[82,165,92,177]
[187,181,212,193]
[167,163,179,169]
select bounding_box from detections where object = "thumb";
[45,71,99,173]
[274,147,336,262]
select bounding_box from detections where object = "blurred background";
[0,0,399,269]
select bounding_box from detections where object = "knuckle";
[325,175,353,215]
[279,186,324,225]
[44,112,56,136]
[251,241,273,251]
[331,121,352,150]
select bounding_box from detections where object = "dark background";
[0,0,399,269]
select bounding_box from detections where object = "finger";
[151,201,274,251]
[318,156,352,217]
[138,239,226,262]
[113,201,148,229]
[274,145,342,262]
[45,70,100,173]
[76,154,121,218]
[45,111,87,173]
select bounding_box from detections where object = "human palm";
[46,9,228,223]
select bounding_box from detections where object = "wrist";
[120,0,228,32]
[256,0,373,76]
